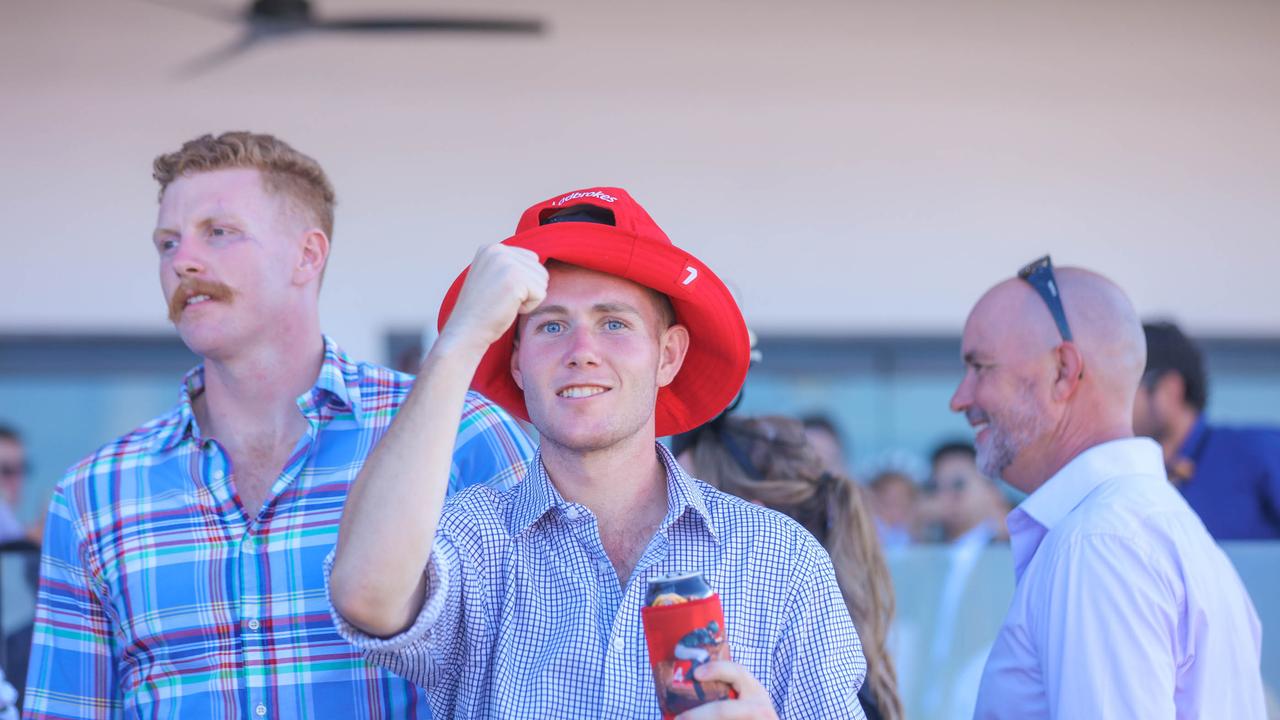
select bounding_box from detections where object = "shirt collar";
[1175,414,1210,464]
[1006,437,1165,577]
[1017,437,1164,530]
[299,336,365,421]
[509,442,718,542]
[656,442,719,543]
[155,335,361,452]
[152,365,204,452]
[508,451,557,534]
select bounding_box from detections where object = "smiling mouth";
[185,294,212,307]
[557,385,609,399]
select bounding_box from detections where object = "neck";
[541,431,669,529]
[195,330,325,442]
[1158,407,1200,466]
[1009,412,1134,495]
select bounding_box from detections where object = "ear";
[294,229,330,286]
[1051,341,1086,401]
[655,323,690,388]
[510,336,524,390]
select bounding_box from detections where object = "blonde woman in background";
[674,414,903,720]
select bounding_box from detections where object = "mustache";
[168,279,235,323]
[966,409,990,426]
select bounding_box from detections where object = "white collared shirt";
[973,438,1265,719]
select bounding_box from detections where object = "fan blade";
[313,16,544,34]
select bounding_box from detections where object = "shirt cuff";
[324,537,452,653]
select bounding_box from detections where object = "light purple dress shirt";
[973,438,1265,719]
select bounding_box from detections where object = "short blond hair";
[153,131,336,240]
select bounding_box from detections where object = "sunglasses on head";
[1017,255,1073,343]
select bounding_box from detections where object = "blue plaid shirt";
[328,444,867,718]
[25,337,535,719]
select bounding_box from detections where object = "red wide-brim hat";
[437,187,750,437]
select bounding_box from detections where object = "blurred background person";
[676,414,903,720]
[801,412,851,476]
[922,442,1009,546]
[867,470,919,550]
[1136,321,1280,539]
[0,425,38,714]
[913,442,1011,717]
[0,426,31,544]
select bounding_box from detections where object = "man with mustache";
[327,187,868,718]
[951,257,1264,719]
[23,132,534,718]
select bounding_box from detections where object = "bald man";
[951,257,1264,719]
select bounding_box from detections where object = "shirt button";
[255,704,267,717]
[247,618,260,631]
[212,469,225,480]
[611,636,625,652]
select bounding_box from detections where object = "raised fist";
[439,244,548,354]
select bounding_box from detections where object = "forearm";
[325,536,462,691]
[330,335,487,636]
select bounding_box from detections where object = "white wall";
[3,0,1278,362]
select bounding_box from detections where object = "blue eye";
[541,321,564,334]
[605,319,626,331]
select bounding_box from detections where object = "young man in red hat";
[328,187,868,718]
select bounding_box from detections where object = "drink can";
[645,571,714,607]
[641,571,737,719]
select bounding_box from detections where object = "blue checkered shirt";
[25,336,535,719]
[327,443,868,718]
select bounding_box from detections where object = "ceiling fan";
[241,0,543,34]
[148,0,546,73]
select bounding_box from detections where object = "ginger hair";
[153,131,335,241]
